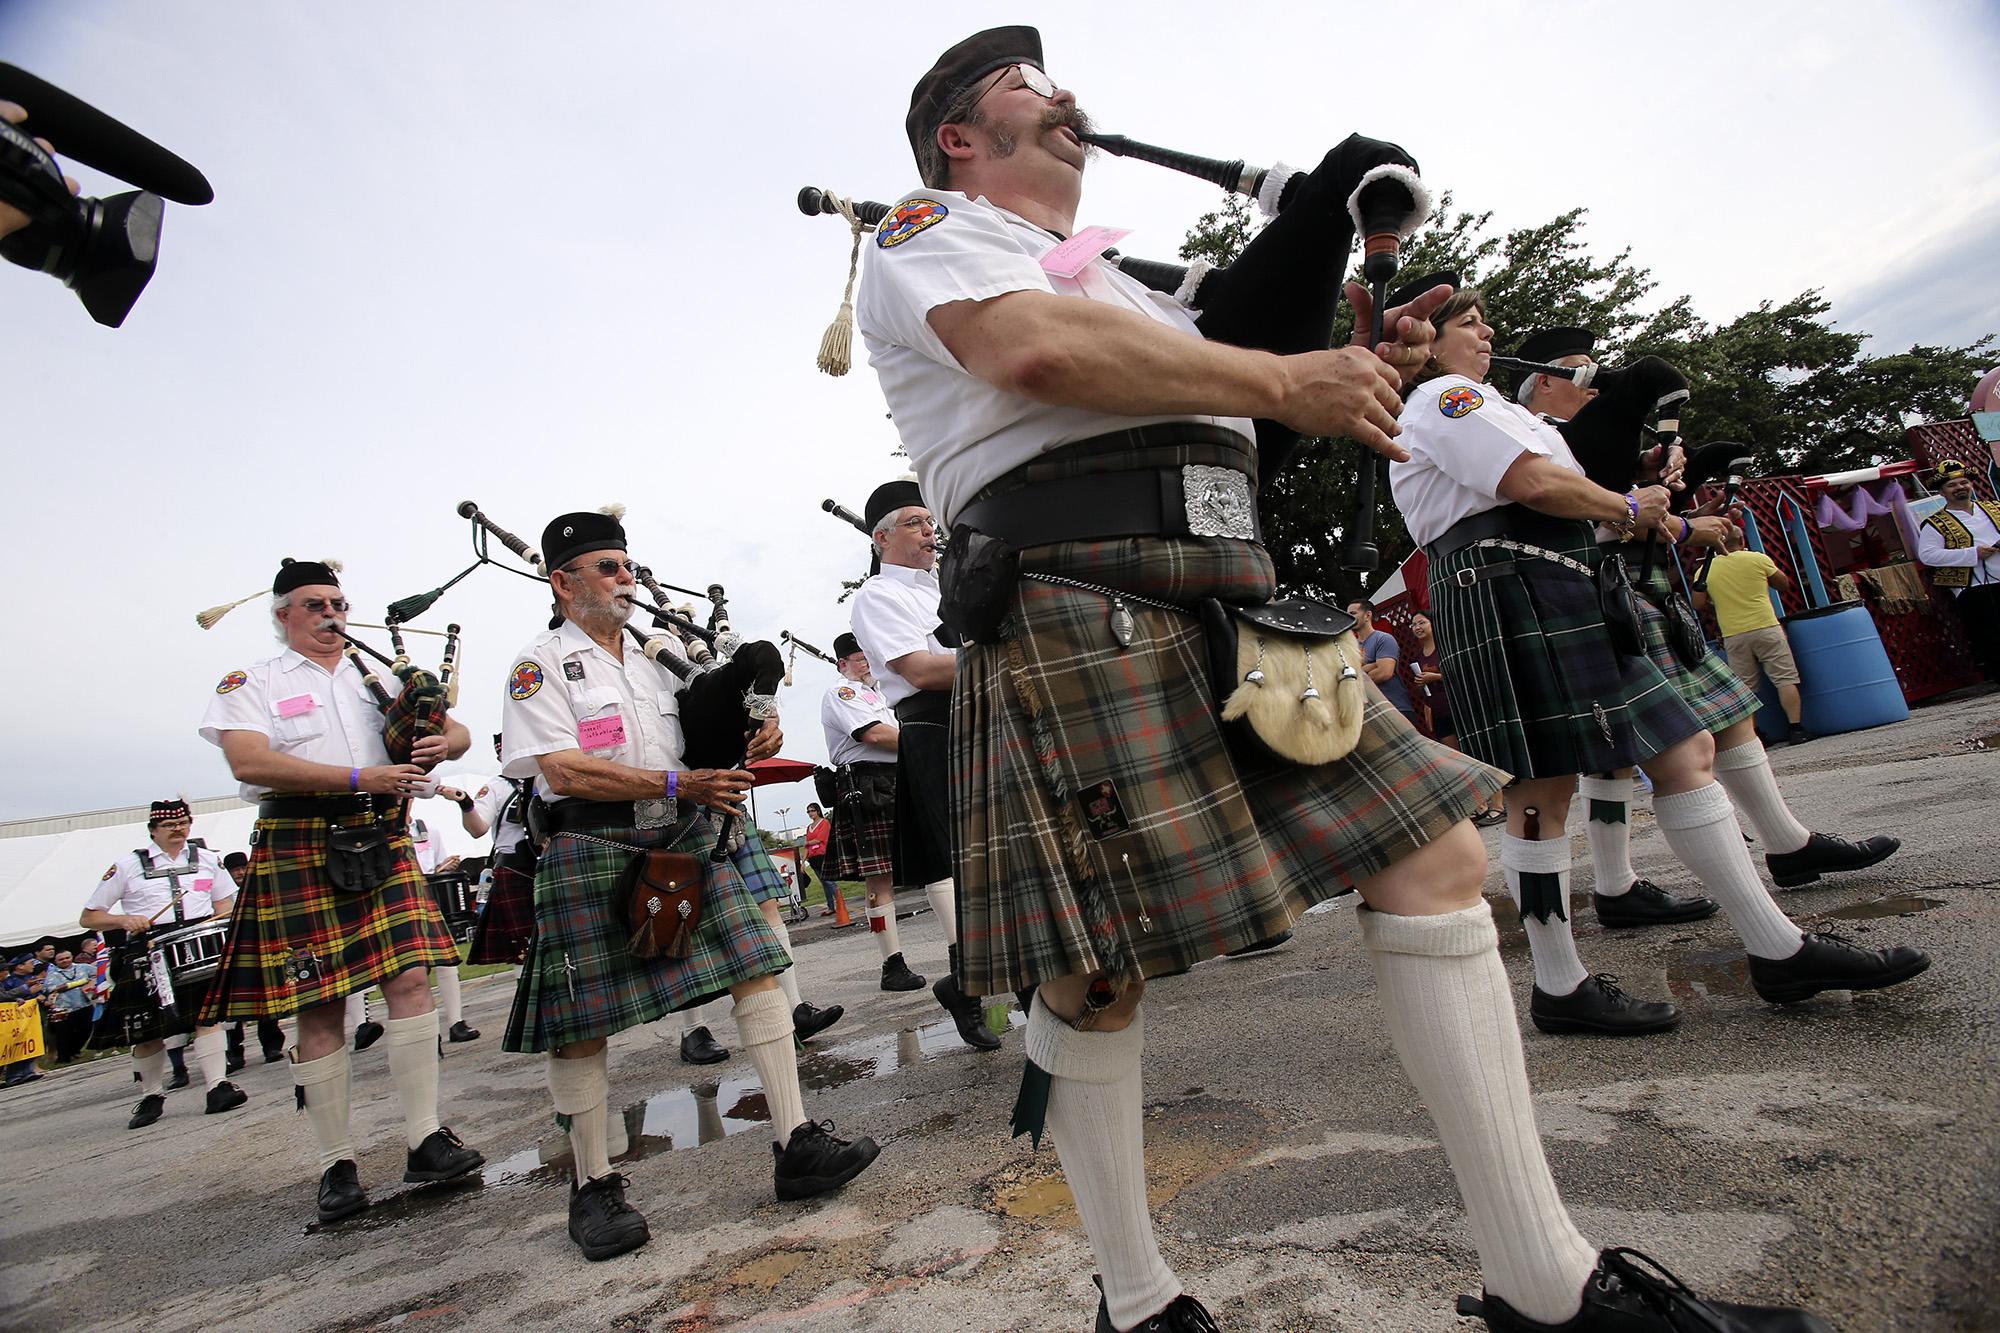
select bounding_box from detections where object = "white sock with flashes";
[1653,783,1805,959]
[1025,996,1180,1330]
[190,1028,229,1089]
[1500,833,1590,996]
[923,878,959,947]
[132,1048,166,1096]
[546,1049,613,1182]
[293,1047,355,1170]
[1577,775,1636,896]
[764,914,805,1010]
[434,966,463,1027]
[383,1011,442,1149]
[868,901,901,959]
[733,988,805,1147]
[1361,902,1599,1324]
[1712,741,1812,855]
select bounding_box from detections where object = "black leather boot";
[934,945,1001,1050]
[880,952,927,992]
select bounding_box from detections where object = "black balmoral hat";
[542,511,628,574]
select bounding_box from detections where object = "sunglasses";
[980,63,1056,102]
[562,558,637,578]
[295,597,350,615]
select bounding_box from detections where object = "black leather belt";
[893,691,950,726]
[542,798,695,833]
[1426,504,1591,561]
[842,760,898,776]
[257,794,403,822]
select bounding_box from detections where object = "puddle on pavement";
[302,1175,486,1235]
[1666,948,1755,1001]
[1821,895,1947,922]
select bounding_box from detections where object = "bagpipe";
[800,128,1432,573]
[319,619,461,768]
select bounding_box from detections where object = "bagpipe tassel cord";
[195,589,264,629]
[816,190,865,377]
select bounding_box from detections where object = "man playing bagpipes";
[846,24,1846,1332]
[497,510,879,1262]
[198,558,485,1225]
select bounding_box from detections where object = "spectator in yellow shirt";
[1696,526,1810,745]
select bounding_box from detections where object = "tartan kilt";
[953,530,1507,998]
[88,929,215,1049]
[198,805,460,1022]
[467,860,536,965]
[1426,524,1706,781]
[1616,541,1760,735]
[827,793,896,881]
[501,813,791,1054]
[894,713,954,888]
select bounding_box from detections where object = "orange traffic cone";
[829,880,854,928]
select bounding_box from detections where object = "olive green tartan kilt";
[501,813,791,1054]
[1426,523,1706,781]
[953,531,1507,998]
[1615,541,1761,736]
[199,805,459,1022]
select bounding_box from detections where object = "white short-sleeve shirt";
[856,189,1255,528]
[409,819,442,875]
[471,779,529,855]
[85,840,236,925]
[1917,503,2000,591]
[821,680,898,765]
[499,619,685,803]
[1390,375,1586,547]
[848,563,953,708]
[199,650,396,800]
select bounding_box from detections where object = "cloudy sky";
[2,0,1995,829]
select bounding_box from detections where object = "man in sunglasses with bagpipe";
[198,558,485,1225]
[498,510,880,1262]
[849,25,1845,1333]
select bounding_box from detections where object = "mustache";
[1041,102,1093,141]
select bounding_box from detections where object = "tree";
[1180,192,1997,602]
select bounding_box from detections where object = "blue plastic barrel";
[1750,601,1908,741]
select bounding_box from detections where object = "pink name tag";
[1039,225,1131,279]
[276,693,317,719]
[194,878,213,894]
[578,713,627,751]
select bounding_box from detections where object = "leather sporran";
[616,850,705,961]
[1596,552,1646,659]
[325,823,396,894]
[937,525,1019,645]
[1200,597,1368,767]
[1655,588,1708,667]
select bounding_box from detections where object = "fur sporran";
[1201,598,1368,766]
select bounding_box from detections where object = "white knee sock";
[547,1049,613,1182]
[1577,776,1636,897]
[190,1028,228,1090]
[1653,784,1804,960]
[1026,997,1180,1330]
[733,988,805,1147]
[346,992,367,1028]
[383,1012,441,1149]
[293,1047,355,1170]
[923,878,959,947]
[434,966,463,1027]
[868,901,901,959]
[1361,903,1598,1324]
[1500,833,1589,996]
[765,915,804,1010]
[1712,741,1811,855]
[132,1047,166,1096]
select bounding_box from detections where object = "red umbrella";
[747,757,818,788]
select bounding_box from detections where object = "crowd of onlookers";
[3,937,106,1085]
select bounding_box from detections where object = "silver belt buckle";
[633,797,673,830]
[1182,464,1255,539]
[1454,568,1479,588]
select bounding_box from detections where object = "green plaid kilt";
[1426,523,1705,781]
[954,521,1505,996]
[199,804,460,1022]
[501,813,791,1054]
[467,860,536,965]
[1613,540,1760,735]
[827,795,896,880]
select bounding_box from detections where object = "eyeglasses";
[296,598,350,615]
[979,63,1057,103]
[892,516,938,533]
[561,558,637,578]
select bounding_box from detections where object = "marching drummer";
[80,797,249,1128]
[411,816,477,1045]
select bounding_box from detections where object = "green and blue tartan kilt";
[467,861,536,965]
[953,531,1507,997]
[199,804,459,1022]
[501,813,791,1054]
[827,798,896,880]
[1426,523,1706,782]
[1615,541,1760,736]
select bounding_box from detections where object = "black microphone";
[0,63,212,205]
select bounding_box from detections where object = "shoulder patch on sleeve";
[476,785,490,798]
[508,662,544,701]
[216,670,248,694]
[1438,385,1484,419]
[877,198,949,249]
[836,685,857,701]
[101,864,118,882]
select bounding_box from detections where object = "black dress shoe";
[1593,878,1720,929]
[1786,723,1816,747]
[205,1080,248,1114]
[1766,832,1900,888]
[792,1002,845,1042]
[1531,975,1680,1036]
[1457,1246,1832,1331]
[934,974,1002,1050]
[127,1093,165,1129]
[679,1025,730,1065]
[262,1049,286,1063]
[448,1020,480,1043]
[353,1019,384,1051]
[404,1125,484,1183]
[880,952,927,992]
[1225,929,1294,957]
[773,1119,881,1200]
[225,1050,246,1075]
[568,1172,651,1260]
[1749,929,1932,1004]
[317,1159,369,1223]
[1094,1277,1222,1332]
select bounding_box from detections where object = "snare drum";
[429,871,477,935]
[149,917,231,989]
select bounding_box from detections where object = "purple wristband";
[349,767,361,793]
[1625,493,1640,527]
[665,770,678,801]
